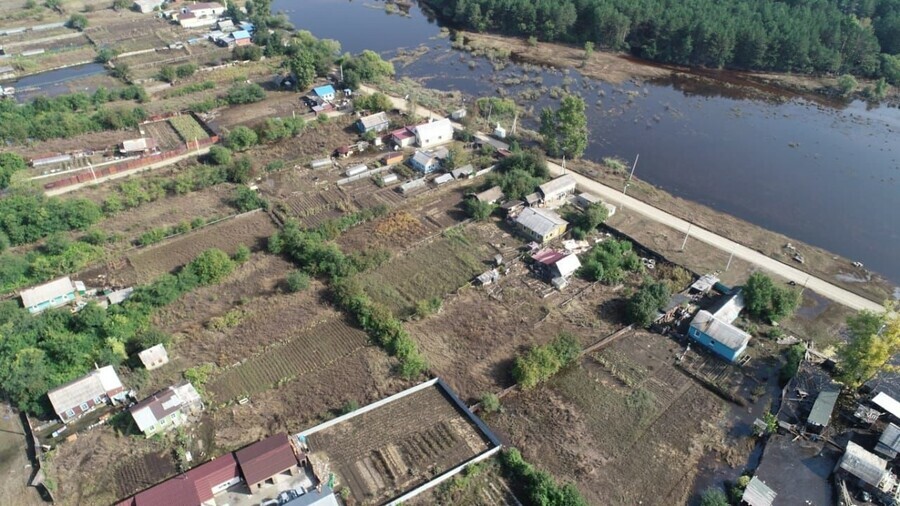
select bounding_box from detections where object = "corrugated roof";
[538,174,576,198]
[515,208,568,237]
[231,30,251,40]
[839,441,889,487]
[138,343,168,368]
[711,290,745,323]
[411,150,436,166]
[391,127,415,140]
[742,476,777,506]
[20,276,75,309]
[235,433,297,486]
[877,423,900,458]
[475,186,504,203]
[47,366,123,416]
[691,274,720,293]
[690,310,751,351]
[552,254,582,278]
[414,118,453,141]
[874,392,900,419]
[808,385,840,427]
[129,384,195,433]
[283,486,340,506]
[313,85,335,97]
[452,165,474,178]
[358,111,388,129]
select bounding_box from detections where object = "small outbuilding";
[474,186,504,205]
[391,127,416,148]
[20,276,77,314]
[451,164,474,179]
[807,384,840,433]
[538,174,577,206]
[133,0,164,13]
[515,207,568,244]
[741,476,777,506]
[399,178,426,194]
[310,158,333,170]
[230,30,252,47]
[356,111,389,134]
[235,433,300,491]
[876,423,900,460]
[120,137,158,154]
[138,343,170,371]
[383,152,404,165]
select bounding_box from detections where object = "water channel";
[275,0,900,286]
[4,62,107,102]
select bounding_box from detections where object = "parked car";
[277,489,302,504]
[260,499,279,506]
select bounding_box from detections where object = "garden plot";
[489,331,727,506]
[167,114,210,143]
[207,319,370,402]
[356,227,490,317]
[141,118,185,150]
[303,381,497,506]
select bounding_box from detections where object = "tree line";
[426,0,900,84]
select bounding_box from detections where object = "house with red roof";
[235,433,301,491]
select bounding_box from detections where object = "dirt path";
[0,404,44,506]
[365,85,882,312]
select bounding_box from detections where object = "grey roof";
[877,423,900,458]
[358,111,388,130]
[524,192,541,206]
[577,192,601,204]
[47,366,123,416]
[551,253,581,278]
[138,343,169,369]
[411,150,437,167]
[691,274,720,293]
[475,186,504,203]
[710,289,745,323]
[20,277,75,308]
[284,486,340,506]
[662,293,692,313]
[515,208,568,238]
[452,165,474,178]
[873,392,900,419]
[689,310,751,351]
[538,174,576,198]
[807,385,840,427]
[839,441,889,487]
[742,476,777,506]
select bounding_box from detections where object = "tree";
[743,272,800,322]
[225,83,265,105]
[158,65,177,83]
[175,64,197,78]
[0,153,26,189]
[570,202,608,238]
[96,47,118,63]
[289,51,317,90]
[233,245,251,264]
[111,63,131,82]
[584,41,594,60]
[354,92,393,113]
[187,249,235,285]
[285,270,310,292]
[838,74,858,96]
[837,305,900,389]
[67,14,88,31]
[233,186,267,211]
[224,126,258,152]
[464,198,495,221]
[539,95,588,159]
[227,157,254,184]
[700,488,729,506]
[206,145,232,165]
[626,279,671,327]
[233,45,263,61]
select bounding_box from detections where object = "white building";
[414,118,453,149]
[133,0,165,13]
[138,343,170,371]
[178,2,226,28]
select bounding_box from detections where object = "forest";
[425,0,900,83]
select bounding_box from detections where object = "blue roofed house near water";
[688,290,751,362]
[313,85,336,101]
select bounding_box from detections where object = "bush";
[233,245,251,264]
[626,279,670,327]
[206,145,233,166]
[700,488,729,506]
[463,198,495,221]
[228,157,254,184]
[480,393,501,413]
[224,126,258,152]
[579,238,641,284]
[512,333,581,389]
[499,448,587,506]
[225,82,265,105]
[233,186,267,212]
[780,343,805,383]
[354,92,393,113]
[285,270,310,292]
[743,272,800,322]
[0,153,27,189]
[67,13,88,30]
[233,45,263,61]
[187,248,235,285]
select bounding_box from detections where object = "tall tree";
[838,305,900,389]
[540,95,589,159]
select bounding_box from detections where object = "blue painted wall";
[688,326,746,362]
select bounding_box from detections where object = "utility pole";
[623,153,639,195]
[725,249,735,271]
[680,223,692,251]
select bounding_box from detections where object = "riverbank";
[569,157,896,305]
[456,31,900,105]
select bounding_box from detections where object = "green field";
[168,115,209,143]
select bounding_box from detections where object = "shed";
[313,85,335,101]
[474,186,504,205]
[837,441,890,488]
[876,423,900,459]
[107,287,134,305]
[413,118,453,148]
[452,164,474,179]
[515,207,568,244]
[121,138,157,154]
[356,111,389,133]
[450,109,467,120]
[807,385,840,432]
[538,174,577,205]
[873,392,900,420]
[551,253,581,279]
[691,274,720,294]
[391,127,416,148]
[500,199,525,217]
[20,276,77,314]
[494,124,507,139]
[282,485,340,506]
[574,192,601,209]
[399,178,426,194]
[235,433,299,491]
[524,192,542,207]
[138,343,169,371]
[477,269,500,285]
[47,366,125,423]
[434,173,454,185]
[230,30,252,46]
[741,476,777,506]
[383,152,404,165]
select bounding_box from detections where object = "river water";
[275,0,899,286]
[6,62,107,102]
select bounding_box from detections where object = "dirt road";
[363,85,882,312]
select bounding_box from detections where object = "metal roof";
[411,150,437,166]
[283,486,340,506]
[839,441,889,487]
[873,392,900,419]
[130,387,183,433]
[691,274,720,293]
[577,192,601,204]
[47,366,123,416]
[413,118,453,141]
[877,423,900,458]
[231,30,251,40]
[313,85,335,97]
[475,186,504,203]
[358,111,388,130]
[235,433,297,486]
[121,138,156,152]
[807,385,840,427]
[515,208,568,238]
[138,343,169,369]
[434,173,454,185]
[710,290,745,324]
[538,174,576,198]
[107,287,134,305]
[742,476,777,506]
[452,165,474,178]
[552,253,581,278]
[20,277,75,309]
[690,310,751,351]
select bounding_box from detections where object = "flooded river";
[275,0,900,285]
[6,62,107,102]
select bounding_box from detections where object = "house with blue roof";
[313,85,336,101]
[230,30,252,46]
[687,290,751,362]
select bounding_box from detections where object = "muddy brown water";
[276,0,900,286]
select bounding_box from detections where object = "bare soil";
[0,404,44,506]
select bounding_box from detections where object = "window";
[65,409,75,418]
[80,402,90,411]
[94,396,102,404]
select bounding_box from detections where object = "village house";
[120,137,158,155]
[836,441,900,503]
[382,151,404,165]
[413,118,453,149]
[515,207,568,244]
[47,365,126,423]
[234,433,301,491]
[391,127,416,148]
[133,0,164,13]
[687,290,751,362]
[230,30,252,47]
[538,174,577,207]
[474,186,504,205]
[531,249,581,289]
[451,164,474,179]
[282,485,340,506]
[129,382,202,437]
[409,148,448,174]
[120,453,243,506]
[178,2,226,28]
[356,111,389,134]
[20,276,78,314]
[138,343,169,371]
[313,84,336,102]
